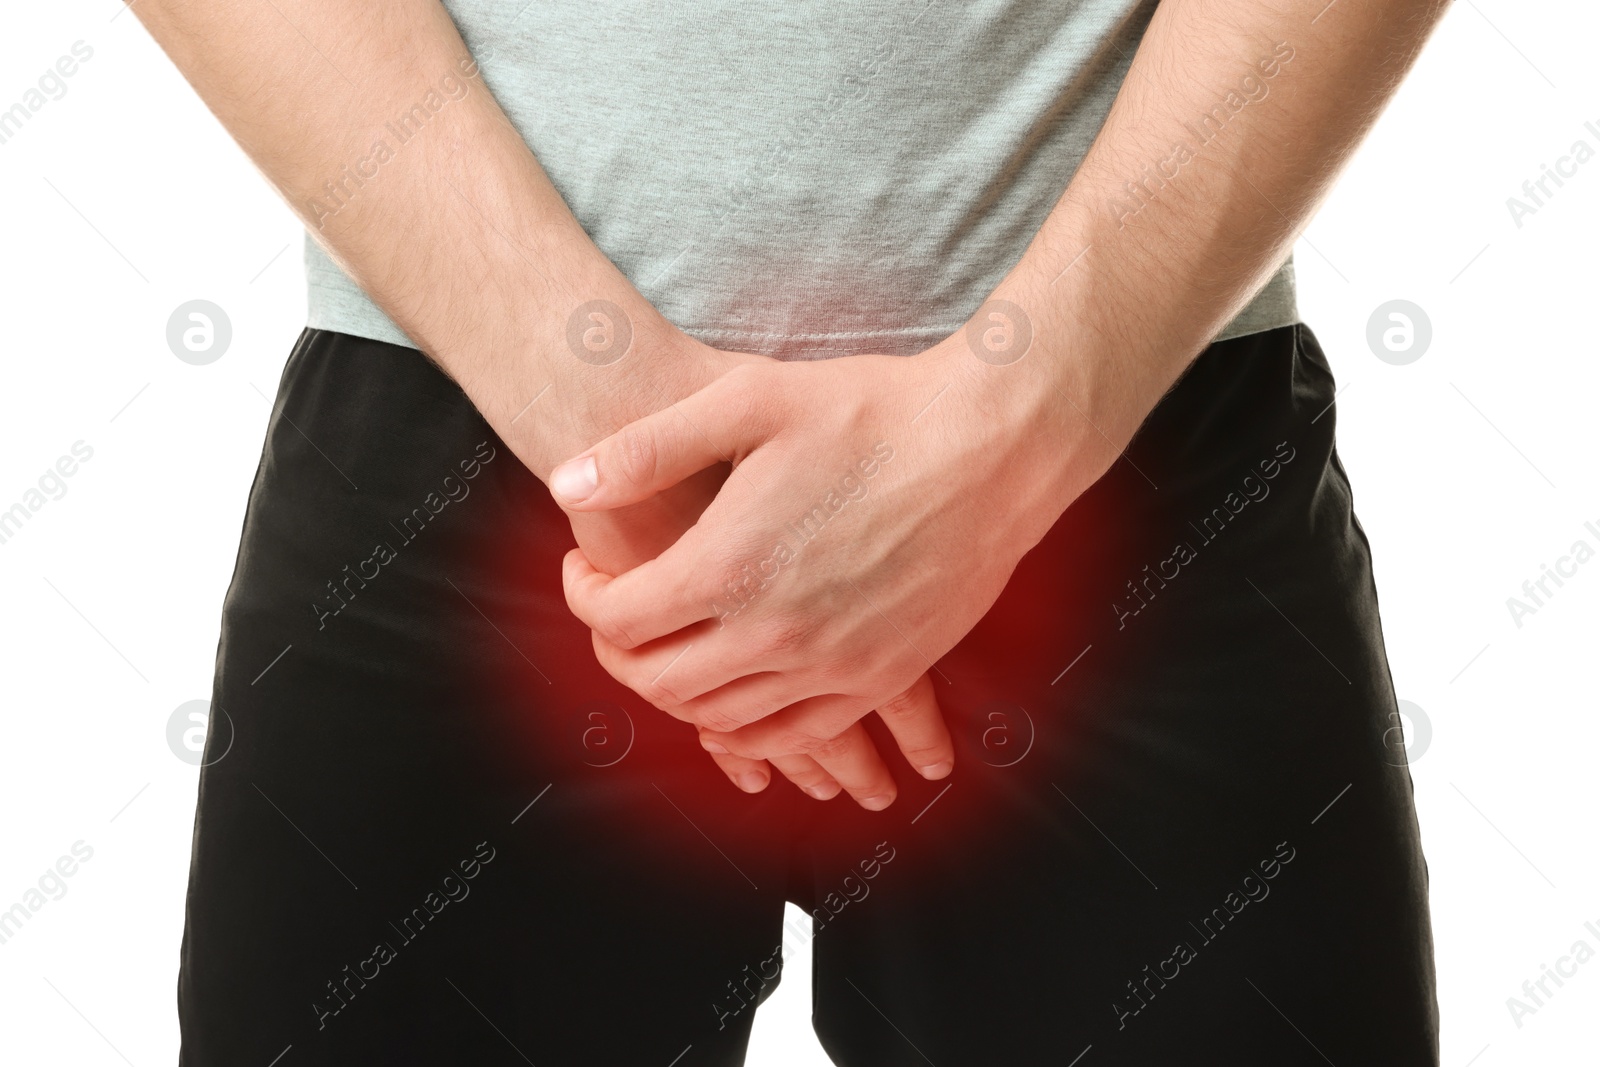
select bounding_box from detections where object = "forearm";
[981,0,1448,509]
[129,0,717,478]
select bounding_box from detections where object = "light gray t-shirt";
[304,0,1296,358]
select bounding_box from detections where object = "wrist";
[492,298,754,481]
[936,284,1139,540]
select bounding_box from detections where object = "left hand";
[550,334,1100,763]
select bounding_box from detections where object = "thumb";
[549,369,771,510]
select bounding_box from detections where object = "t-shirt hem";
[305,257,1300,354]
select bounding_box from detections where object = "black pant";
[177,323,1438,1065]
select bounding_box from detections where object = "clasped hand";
[550,336,1077,810]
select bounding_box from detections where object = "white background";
[1,2,1595,1064]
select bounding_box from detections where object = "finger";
[706,693,874,762]
[548,367,772,511]
[805,721,898,811]
[702,697,898,810]
[765,753,843,802]
[705,749,773,795]
[873,672,954,780]
[563,547,715,650]
[590,622,815,723]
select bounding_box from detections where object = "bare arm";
[129,0,945,806]
[991,0,1451,482]
[127,0,738,486]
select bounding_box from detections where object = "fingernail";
[737,771,769,794]
[806,783,840,801]
[860,794,894,811]
[551,455,597,503]
[920,761,953,780]
[701,737,729,754]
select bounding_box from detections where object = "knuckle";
[695,709,746,735]
[807,733,856,763]
[757,613,818,659]
[876,688,925,723]
[639,673,688,713]
[772,729,825,757]
[593,612,638,651]
[611,422,660,489]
